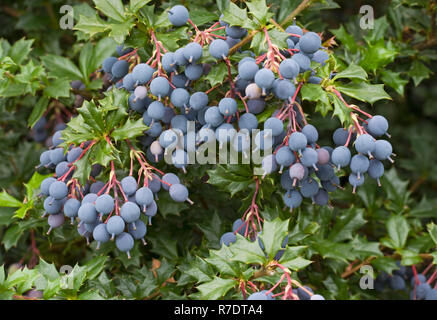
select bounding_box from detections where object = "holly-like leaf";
[182,257,214,283]
[330,25,357,53]
[195,277,238,300]
[43,78,71,99]
[111,118,147,142]
[41,54,83,81]
[84,256,108,280]
[222,2,257,29]
[2,225,22,250]
[8,38,34,65]
[206,246,241,277]
[359,39,397,73]
[0,192,22,208]
[28,96,50,128]
[333,64,368,82]
[259,218,289,261]
[380,70,408,96]
[385,215,409,249]
[371,257,400,275]
[335,82,391,104]
[129,0,151,13]
[207,165,253,197]
[301,84,331,116]
[329,93,350,125]
[427,222,437,246]
[328,207,367,242]
[407,60,432,87]
[279,246,311,270]
[109,20,135,44]
[246,0,273,26]
[93,0,126,22]
[77,100,105,134]
[205,63,228,87]
[74,14,109,38]
[229,234,267,265]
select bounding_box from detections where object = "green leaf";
[74,14,109,38]
[431,252,437,265]
[301,84,331,116]
[279,246,311,270]
[183,257,214,283]
[330,25,357,53]
[7,267,39,294]
[206,246,241,277]
[68,265,88,292]
[84,256,108,280]
[329,93,350,125]
[109,20,135,44]
[407,60,432,87]
[78,290,105,300]
[43,78,71,99]
[364,16,389,43]
[222,2,257,29]
[41,54,83,81]
[398,249,422,266]
[8,38,34,65]
[129,0,151,13]
[207,165,253,197]
[43,279,61,299]
[328,208,366,242]
[2,225,22,250]
[427,222,437,246]
[371,257,399,275]
[359,39,397,73]
[93,0,126,22]
[72,147,92,184]
[25,172,52,200]
[195,277,238,300]
[93,141,115,168]
[335,82,391,104]
[28,96,50,129]
[77,100,105,133]
[91,38,117,73]
[0,192,22,207]
[382,168,410,213]
[188,8,219,27]
[63,115,96,144]
[380,70,408,96]
[259,218,289,260]
[111,118,147,142]
[36,259,59,281]
[204,63,228,87]
[311,241,353,263]
[229,234,267,265]
[333,64,368,82]
[385,215,409,249]
[246,0,273,26]
[78,43,94,83]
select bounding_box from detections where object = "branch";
[341,253,434,279]
[280,0,314,27]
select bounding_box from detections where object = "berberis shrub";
[0,0,436,301]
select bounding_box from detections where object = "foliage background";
[0,0,435,300]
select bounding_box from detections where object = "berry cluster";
[375,263,437,300]
[37,127,191,258]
